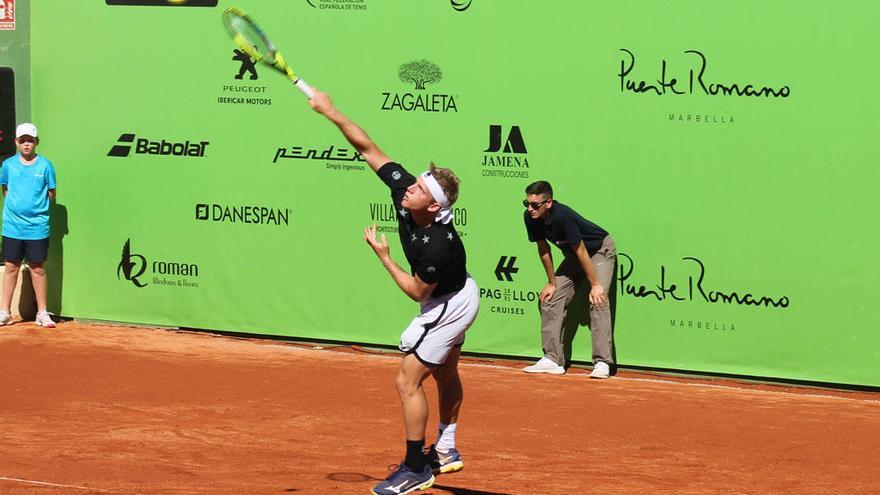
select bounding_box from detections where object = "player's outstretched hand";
[308,87,336,116]
[364,224,390,260]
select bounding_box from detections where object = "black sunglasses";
[523,199,550,209]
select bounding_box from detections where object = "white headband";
[420,171,454,225]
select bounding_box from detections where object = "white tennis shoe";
[35,311,56,328]
[522,357,565,375]
[590,361,610,379]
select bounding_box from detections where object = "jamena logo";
[485,125,527,154]
[117,238,200,289]
[481,125,530,179]
[195,203,291,226]
[107,133,209,158]
[381,59,458,113]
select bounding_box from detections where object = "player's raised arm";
[309,88,391,173]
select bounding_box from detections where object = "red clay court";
[1,321,878,495]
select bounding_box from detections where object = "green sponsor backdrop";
[0,0,30,157]
[26,0,880,386]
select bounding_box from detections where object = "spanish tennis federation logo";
[305,0,367,12]
[381,59,458,113]
[450,0,472,11]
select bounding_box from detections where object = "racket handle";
[294,78,314,99]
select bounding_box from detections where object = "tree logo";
[381,59,457,113]
[398,60,442,91]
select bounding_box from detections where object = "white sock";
[436,422,457,452]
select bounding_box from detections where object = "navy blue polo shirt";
[524,201,608,257]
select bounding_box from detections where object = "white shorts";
[399,276,480,367]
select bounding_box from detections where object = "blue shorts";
[2,236,50,263]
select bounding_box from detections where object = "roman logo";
[117,238,148,288]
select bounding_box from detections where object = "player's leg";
[397,353,434,451]
[434,346,462,426]
[372,354,435,495]
[426,277,478,474]
[429,346,465,474]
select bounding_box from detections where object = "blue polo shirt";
[0,154,57,240]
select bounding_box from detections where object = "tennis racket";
[222,7,314,98]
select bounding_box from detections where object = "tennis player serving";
[310,89,479,495]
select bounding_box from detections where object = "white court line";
[612,375,880,404]
[457,361,880,405]
[0,476,149,495]
[0,475,108,492]
[261,343,880,405]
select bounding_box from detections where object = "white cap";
[15,123,38,138]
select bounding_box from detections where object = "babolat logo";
[195,203,291,226]
[117,238,200,289]
[107,133,210,158]
[481,125,529,179]
[381,59,458,113]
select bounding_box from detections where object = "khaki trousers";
[539,235,616,366]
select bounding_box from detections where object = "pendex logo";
[273,142,367,172]
[481,125,530,180]
[107,133,209,158]
[381,59,458,113]
[117,238,200,289]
